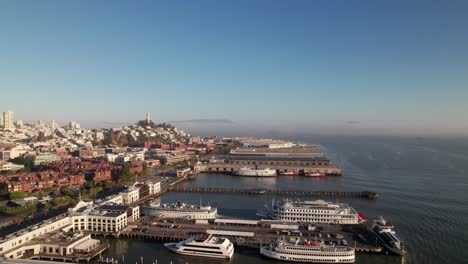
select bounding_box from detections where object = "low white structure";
[206,230,255,238]
[0,161,24,171]
[214,219,259,226]
[121,186,140,204]
[0,232,103,260]
[147,181,161,195]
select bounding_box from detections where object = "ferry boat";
[371,217,406,256]
[269,199,363,224]
[304,172,326,177]
[165,234,234,259]
[143,201,217,219]
[234,167,277,177]
[260,239,355,263]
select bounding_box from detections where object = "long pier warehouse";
[197,147,343,175]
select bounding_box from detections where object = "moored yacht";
[260,239,355,263]
[269,199,364,224]
[234,167,277,177]
[143,201,217,219]
[280,171,300,176]
[371,217,405,256]
[304,172,326,177]
[164,234,234,259]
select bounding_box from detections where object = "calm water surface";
[100,136,468,264]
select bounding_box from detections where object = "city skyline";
[1,0,468,137]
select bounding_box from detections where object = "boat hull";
[260,246,355,263]
[374,233,406,256]
[234,171,277,177]
[164,243,233,259]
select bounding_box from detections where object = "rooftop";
[231,147,321,154]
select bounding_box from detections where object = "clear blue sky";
[1,0,467,136]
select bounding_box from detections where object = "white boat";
[371,217,405,255]
[165,234,234,259]
[304,172,325,177]
[269,199,363,224]
[143,201,217,219]
[260,239,355,263]
[234,167,277,177]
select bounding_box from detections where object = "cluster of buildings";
[0,112,189,165]
[0,171,85,193]
[0,180,161,261]
[0,158,144,193]
[0,113,242,180]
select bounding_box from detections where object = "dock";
[115,216,382,254]
[167,187,379,199]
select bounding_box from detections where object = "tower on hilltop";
[146,112,151,125]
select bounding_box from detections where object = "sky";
[1,0,467,137]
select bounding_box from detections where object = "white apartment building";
[0,111,14,129]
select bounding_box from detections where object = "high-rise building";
[0,111,14,129]
[69,121,81,129]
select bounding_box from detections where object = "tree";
[158,156,167,166]
[14,214,23,226]
[9,155,35,172]
[141,162,150,176]
[9,192,25,200]
[119,162,134,182]
[60,186,75,198]
[43,201,54,216]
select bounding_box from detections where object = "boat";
[268,199,363,224]
[304,172,326,177]
[143,201,217,219]
[97,257,118,264]
[371,217,406,256]
[164,234,234,259]
[280,171,300,176]
[234,167,277,177]
[260,239,355,263]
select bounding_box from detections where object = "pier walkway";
[167,187,379,199]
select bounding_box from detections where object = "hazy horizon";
[2,0,468,137]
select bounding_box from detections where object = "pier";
[115,216,382,254]
[167,187,379,199]
[199,163,343,175]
